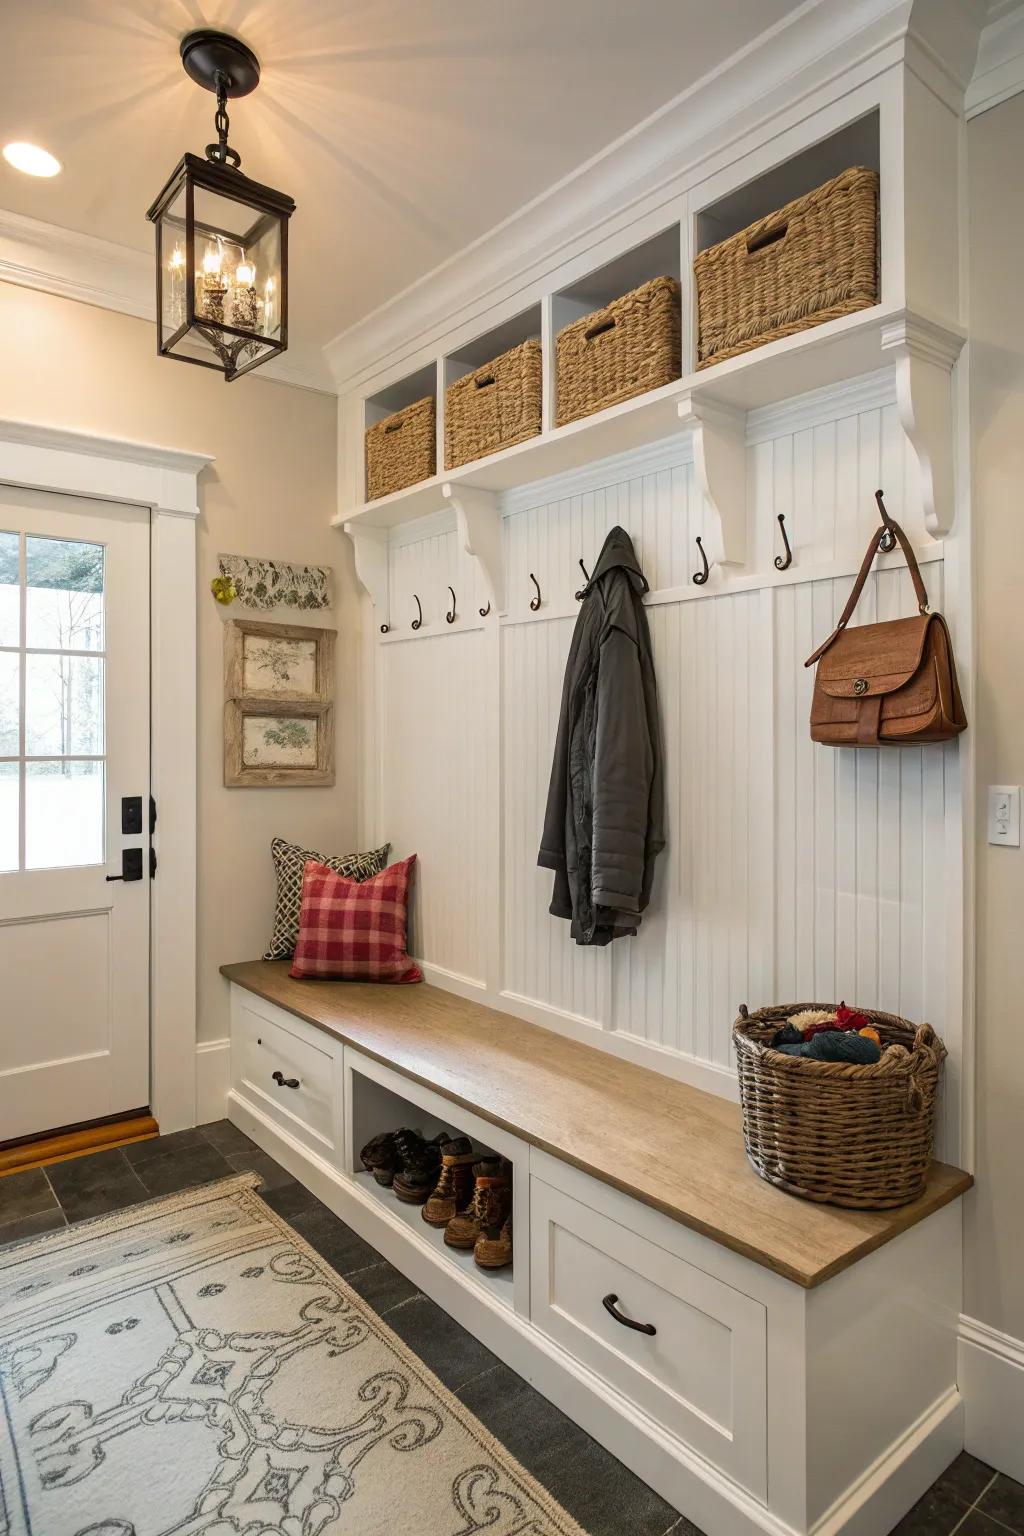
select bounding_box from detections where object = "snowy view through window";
[0,532,105,871]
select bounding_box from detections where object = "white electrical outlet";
[987,785,1021,847]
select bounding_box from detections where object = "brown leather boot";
[475,1210,512,1271]
[473,1169,513,1269]
[444,1158,510,1251]
[422,1138,476,1227]
[392,1131,448,1205]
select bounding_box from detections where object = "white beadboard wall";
[363,372,965,1157]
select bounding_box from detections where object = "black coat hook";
[692,536,710,586]
[529,572,542,611]
[774,512,793,571]
[575,558,591,601]
[411,593,423,630]
[479,601,491,617]
[875,488,896,552]
[446,586,457,624]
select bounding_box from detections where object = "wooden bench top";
[221,961,972,1289]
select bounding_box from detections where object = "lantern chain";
[206,72,242,169]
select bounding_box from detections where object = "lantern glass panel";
[157,182,189,350]
[192,183,283,345]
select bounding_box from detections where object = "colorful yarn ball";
[788,1009,836,1036]
[859,1026,881,1047]
[776,1031,881,1064]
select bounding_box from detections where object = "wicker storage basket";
[556,275,681,427]
[365,396,436,501]
[445,339,542,470]
[733,1003,946,1209]
[694,166,879,369]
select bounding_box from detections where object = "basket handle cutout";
[585,316,617,342]
[384,419,404,434]
[747,221,788,255]
[474,373,496,389]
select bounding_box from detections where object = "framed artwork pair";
[223,618,335,787]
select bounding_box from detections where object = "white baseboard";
[959,1314,1024,1482]
[195,1038,230,1125]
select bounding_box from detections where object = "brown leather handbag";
[804,513,966,747]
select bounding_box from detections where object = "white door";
[0,485,150,1142]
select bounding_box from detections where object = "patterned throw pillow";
[263,837,390,961]
[289,855,422,983]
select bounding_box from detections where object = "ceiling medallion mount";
[146,29,295,382]
[179,31,261,98]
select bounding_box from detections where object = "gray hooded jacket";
[538,526,665,945]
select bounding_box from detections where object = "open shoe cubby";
[344,1050,525,1314]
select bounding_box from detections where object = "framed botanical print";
[223,619,335,787]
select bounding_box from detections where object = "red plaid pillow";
[289,855,422,983]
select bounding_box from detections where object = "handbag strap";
[804,514,930,668]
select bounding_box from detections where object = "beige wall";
[0,282,359,1051]
[965,92,1024,1343]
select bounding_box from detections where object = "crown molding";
[0,207,334,396]
[0,416,212,477]
[965,0,1024,115]
[323,0,929,393]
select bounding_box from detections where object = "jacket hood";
[585,526,649,596]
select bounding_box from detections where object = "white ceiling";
[1,0,807,379]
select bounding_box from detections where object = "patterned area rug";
[0,1174,588,1536]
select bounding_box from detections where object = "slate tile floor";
[1,1124,1020,1536]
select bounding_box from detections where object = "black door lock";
[121,796,144,835]
[106,847,144,882]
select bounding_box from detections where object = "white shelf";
[353,1170,516,1312]
[336,303,957,535]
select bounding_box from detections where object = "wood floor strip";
[0,1115,159,1177]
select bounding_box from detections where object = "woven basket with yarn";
[733,1003,947,1209]
[555,275,681,428]
[365,396,436,502]
[694,166,879,369]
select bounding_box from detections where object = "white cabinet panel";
[231,993,343,1160]
[531,1173,768,1498]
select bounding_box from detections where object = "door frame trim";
[0,417,212,1132]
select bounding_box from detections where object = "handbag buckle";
[853,678,869,696]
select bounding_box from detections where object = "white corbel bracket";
[677,392,747,567]
[443,483,505,614]
[344,522,390,628]
[880,315,965,537]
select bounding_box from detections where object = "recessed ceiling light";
[2,142,62,177]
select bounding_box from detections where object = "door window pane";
[25,654,104,756]
[0,532,17,648]
[25,760,104,870]
[26,536,104,651]
[0,762,17,872]
[0,652,18,755]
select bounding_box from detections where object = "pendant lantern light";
[146,31,295,382]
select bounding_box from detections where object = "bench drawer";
[530,1173,767,1498]
[231,991,342,1160]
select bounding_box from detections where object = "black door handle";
[106,848,144,882]
[602,1293,657,1336]
[271,1069,300,1090]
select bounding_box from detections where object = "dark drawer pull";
[602,1293,656,1336]
[271,1069,300,1090]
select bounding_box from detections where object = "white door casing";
[0,487,150,1138]
[0,419,210,1134]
